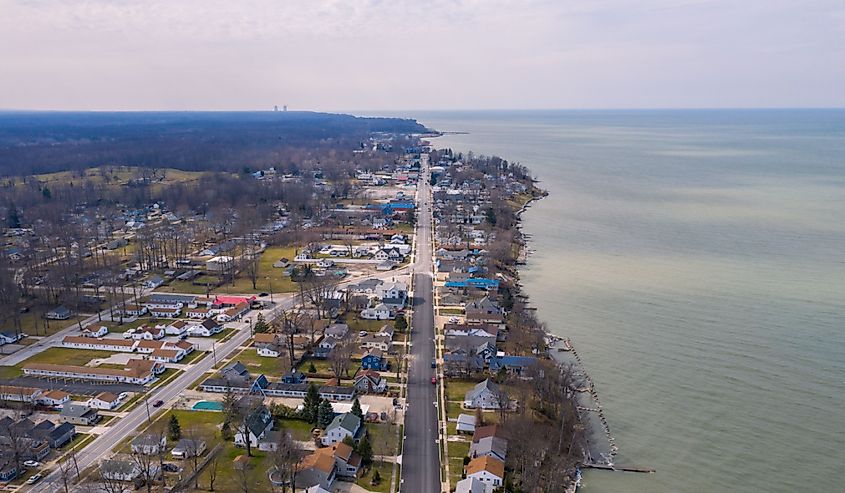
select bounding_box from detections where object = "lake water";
[398,110,845,492]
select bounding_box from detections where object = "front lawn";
[445,379,481,402]
[278,418,315,441]
[368,423,400,457]
[231,347,286,376]
[356,461,393,493]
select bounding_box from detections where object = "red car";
[431,376,437,384]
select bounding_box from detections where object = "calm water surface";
[395,110,845,492]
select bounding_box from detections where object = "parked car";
[431,376,437,384]
[23,460,41,468]
[26,473,43,484]
[431,359,437,368]
[162,463,180,473]
[259,292,269,297]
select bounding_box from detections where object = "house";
[46,306,71,320]
[376,324,395,338]
[294,449,337,491]
[131,325,165,340]
[470,425,508,462]
[131,433,166,455]
[358,334,391,352]
[353,369,387,394]
[39,389,71,407]
[63,335,137,352]
[48,422,76,448]
[171,438,207,459]
[166,320,188,336]
[218,302,249,322]
[376,260,398,271]
[321,413,363,446]
[186,306,211,319]
[455,477,494,493]
[361,303,393,320]
[0,457,18,481]
[149,306,181,318]
[464,379,506,410]
[465,456,505,488]
[377,281,407,303]
[206,255,234,272]
[60,404,101,425]
[87,391,122,410]
[488,355,541,377]
[0,385,42,404]
[121,304,148,317]
[187,318,223,337]
[234,405,273,448]
[465,297,504,326]
[456,413,477,434]
[324,323,349,340]
[100,459,156,482]
[144,276,164,289]
[360,348,387,371]
[81,324,108,338]
[281,370,307,384]
[25,359,163,385]
[318,442,361,478]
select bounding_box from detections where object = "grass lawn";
[159,280,213,295]
[0,347,117,379]
[231,347,285,376]
[167,409,224,440]
[446,401,463,419]
[346,317,388,334]
[356,461,393,493]
[445,379,481,402]
[212,328,236,340]
[218,246,300,295]
[180,349,208,365]
[149,368,182,389]
[448,457,466,487]
[1,312,88,338]
[278,418,315,441]
[447,440,470,461]
[368,423,400,457]
[101,318,151,333]
[296,357,333,375]
[438,308,464,315]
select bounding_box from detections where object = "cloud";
[0,0,843,110]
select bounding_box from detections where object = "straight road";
[401,154,441,492]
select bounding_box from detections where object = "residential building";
[464,379,506,410]
[321,413,363,446]
[465,456,505,488]
[60,404,100,425]
[131,433,166,455]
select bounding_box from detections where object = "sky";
[1,0,844,111]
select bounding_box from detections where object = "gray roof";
[60,404,97,418]
[327,412,361,434]
[465,379,500,401]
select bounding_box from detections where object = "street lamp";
[266,276,275,303]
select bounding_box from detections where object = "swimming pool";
[192,400,223,411]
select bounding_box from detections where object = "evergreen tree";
[5,203,20,229]
[358,434,373,465]
[342,435,355,448]
[308,362,317,373]
[351,398,363,418]
[253,313,270,333]
[371,469,381,485]
[221,420,233,440]
[303,383,321,424]
[41,187,52,200]
[317,399,334,429]
[394,314,407,332]
[168,414,182,441]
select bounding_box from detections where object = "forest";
[0,111,429,176]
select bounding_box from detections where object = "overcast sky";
[1,0,843,111]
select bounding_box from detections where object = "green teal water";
[406,110,845,492]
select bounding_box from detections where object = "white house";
[131,433,166,455]
[455,477,494,493]
[463,379,505,410]
[465,456,504,488]
[456,414,477,434]
[81,325,108,338]
[361,303,393,320]
[165,320,188,336]
[87,391,122,410]
[149,306,181,318]
[234,406,273,448]
[321,413,362,446]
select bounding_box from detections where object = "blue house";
[488,356,541,376]
[281,370,307,384]
[361,349,387,371]
[444,278,500,290]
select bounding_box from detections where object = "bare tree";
[130,451,158,493]
[269,431,300,493]
[206,455,219,491]
[329,338,355,384]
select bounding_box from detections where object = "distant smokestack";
[283,105,288,112]
[273,105,279,112]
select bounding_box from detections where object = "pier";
[583,463,656,474]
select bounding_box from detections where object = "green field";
[0,347,117,379]
[368,422,401,457]
[220,246,300,295]
[0,311,88,338]
[445,379,481,402]
[230,347,286,377]
[356,461,394,493]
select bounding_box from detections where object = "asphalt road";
[401,154,441,492]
